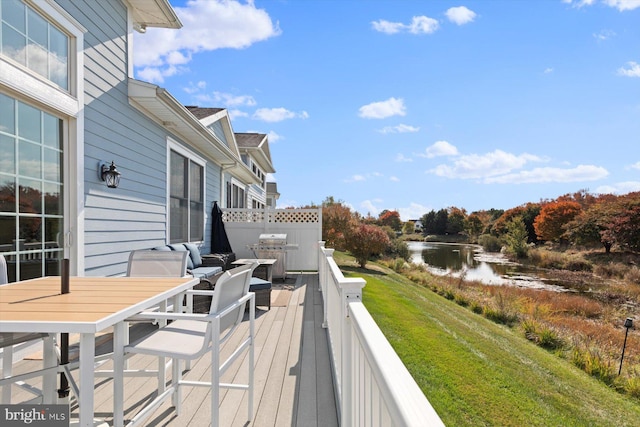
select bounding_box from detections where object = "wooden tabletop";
[0,276,199,333]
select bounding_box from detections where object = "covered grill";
[249,233,298,280]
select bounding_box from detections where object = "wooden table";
[0,276,199,427]
[232,258,277,282]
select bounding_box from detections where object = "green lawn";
[340,260,640,426]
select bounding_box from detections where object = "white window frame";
[226,177,246,209]
[166,138,206,244]
[0,0,85,274]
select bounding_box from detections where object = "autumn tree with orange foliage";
[534,200,582,243]
[320,197,356,251]
[493,203,540,243]
[378,209,402,231]
[564,194,618,253]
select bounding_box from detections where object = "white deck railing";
[319,242,445,427]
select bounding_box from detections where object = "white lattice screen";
[221,208,322,271]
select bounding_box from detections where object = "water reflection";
[408,241,568,291]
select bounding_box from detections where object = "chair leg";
[211,322,221,427]
[1,346,13,403]
[172,357,181,414]
[158,356,166,393]
[42,336,57,404]
[248,297,255,421]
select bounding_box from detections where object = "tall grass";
[380,256,640,399]
[347,256,640,426]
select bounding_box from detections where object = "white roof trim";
[128,79,257,183]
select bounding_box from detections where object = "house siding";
[54,0,223,276]
[52,0,163,276]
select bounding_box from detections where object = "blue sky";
[133,0,640,220]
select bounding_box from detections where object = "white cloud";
[618,61,640,77]
[133,0,280,83]
[409,16,440,34]
[378,124,420,134]
[595,181,640,194]
[345,174,366,183]
[445,6,477,25]
[485,165,608,184]
[429,149,542,179]
[267,130,282,143]
[371,16,439,35]
[371,20,404,34]
[345,172,383,183]
[184,80,207,94]
[359,97,406,119]
[593,29,616,41]
[252,107,308,122]
[398,202,432,222]
[564,0,640,10]
[212,92,257,107]
[630,161,640,170]
[136,67,165,84]
[422,140,459,158]
[360,200,382,217]
[544,67,554,74]
[603,0,640,11]
[390,176,400,182]
[228,109,249,120]
[396,153,413,162]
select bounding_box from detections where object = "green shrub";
[454,294,469,307]
[484,306,518,325]
[624,375,640,398]
[478,234,502,252]
[538,328,564,350]
[470,301,483,314]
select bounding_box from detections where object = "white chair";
[0,254,57,404]
[121,262,257,426]
[94,250,190,379]
[126,250,189,277]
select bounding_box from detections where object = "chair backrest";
[208,262,258,338]
[127,250,188,277]
[0,254,7,285]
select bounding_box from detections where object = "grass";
[334,252,640,426]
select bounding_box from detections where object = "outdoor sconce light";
[99,161,121,188]
[619,317,633,375]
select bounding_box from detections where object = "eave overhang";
[128,79,258,183]
[129,0,182,29]
[242,146,276,174]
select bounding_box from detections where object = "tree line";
[306,190,640,267]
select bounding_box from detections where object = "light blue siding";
[55,0,224,276]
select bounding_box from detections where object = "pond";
[407,241,570,292]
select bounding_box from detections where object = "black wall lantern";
[99,161,121,188]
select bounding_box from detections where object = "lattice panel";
[222,209,319,224]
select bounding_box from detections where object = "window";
[226,180,245,209]
[0,92,64,281]
[169,147,204,243]
[1,0,69,90]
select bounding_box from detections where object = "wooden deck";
[6,273,338,427]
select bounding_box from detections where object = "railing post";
[340,278,365,427]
